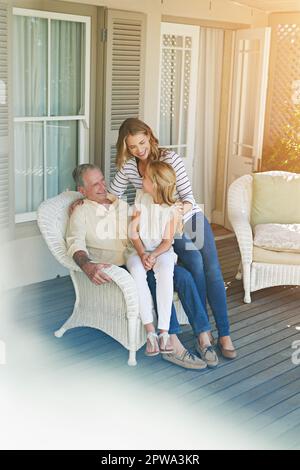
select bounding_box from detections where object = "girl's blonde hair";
[116,118,166,169]
[146,160,177,206]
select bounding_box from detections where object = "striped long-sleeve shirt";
[109,151,201,224]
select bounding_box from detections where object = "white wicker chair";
[37,191,188,366]
[227,171,300,303]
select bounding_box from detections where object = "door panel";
[225,27,271,228]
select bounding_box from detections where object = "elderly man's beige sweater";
[66,194,130,266]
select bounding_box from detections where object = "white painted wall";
[162,0,268,26]
[8,0,268,289]
[1,236,68,290]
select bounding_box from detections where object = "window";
[158,23,199,179]
[0,2,9,237]
[13,8,91,222]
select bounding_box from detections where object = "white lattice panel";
[269,23,300,144]
[159,31,193,155]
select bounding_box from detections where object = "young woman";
[126,161,179,356]
[110,118,236,361]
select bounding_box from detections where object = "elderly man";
[67,163,213,370]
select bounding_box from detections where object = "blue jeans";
[173,212,230,337]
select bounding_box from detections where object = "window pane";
[180,49,191,146]
[13,16,47,117]
[160,48,183,146]
[163,34,183,48]
[185,36,192,49]
[46,121,78,198]
[14,122,44,213]
[51,20,85,116]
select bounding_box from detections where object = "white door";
[225,27,271,227]
[158,23,199,181]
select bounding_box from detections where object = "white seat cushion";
[254,223,300,253]
[253,246,300,265]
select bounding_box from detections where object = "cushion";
[251,173,300,226]
[253,246,300,265]
[254,224,300,253]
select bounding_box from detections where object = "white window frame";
[13,8,91,223]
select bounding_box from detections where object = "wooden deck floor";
[2,237,300,450]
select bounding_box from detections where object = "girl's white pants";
[126,250,176,331]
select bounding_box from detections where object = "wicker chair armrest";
[228,175,253,265]
[37,191,83,272]
[101,265,139,319]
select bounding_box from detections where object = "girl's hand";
[69,198,84,216]
[140,253,154,271]
[140,253,150,270]
[147,254,156,268]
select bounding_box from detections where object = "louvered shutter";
[0,1,12,241]
[104,9,145,205]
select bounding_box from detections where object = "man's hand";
[73,250,111,285]
[83,262,112,285]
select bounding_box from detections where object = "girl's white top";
[126,190,178,258]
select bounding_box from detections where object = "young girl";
[126,160,180,357]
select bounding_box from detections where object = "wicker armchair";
[227,172,300,303]
[37,191,188,366]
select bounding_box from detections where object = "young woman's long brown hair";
[116,118,166,170]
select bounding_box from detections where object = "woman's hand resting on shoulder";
[68,198,84,216]
[174,201,184,216]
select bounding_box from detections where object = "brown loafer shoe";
[217,341,237,360]
[162,349,207,370]
[195,342,219,368]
